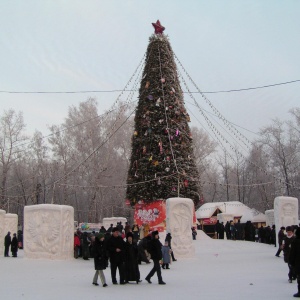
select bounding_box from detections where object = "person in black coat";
[11,233,18,257]
[165,233,177,261]
[92,233,108,287]
[275,227,286,257]
[4,232,11,257]
[106,227,126,284]
[289,227,300,297]
[124,232,141,283]
[219,222,225,239]
[145,231,166,285]
[138,235,151,264]
[282,226,296,283]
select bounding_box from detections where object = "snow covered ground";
[1,231,296,300]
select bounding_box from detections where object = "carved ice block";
[265,209,275,227]
[4,213,18,236]
[0,210,6,257]
[274,196,298,245]
[166,197,195,258]
[24,204,74,260]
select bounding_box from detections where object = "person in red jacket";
[74,233,81,259]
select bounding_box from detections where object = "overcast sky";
[1,1,299,143]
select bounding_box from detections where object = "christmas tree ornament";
[184,179,189,187]
[161,78,165,83]
[152,20,165,34]
[144,130,148,136]
[172,186,176,191]
[153,160,159,166]
[158,141,163,153]
[165,167,170,172]
[134,131,138,136]
[149,155,153,161]
[147,95,154,100]
[142,146,146,154]
[145,81,150,88]
[157,178,161,185]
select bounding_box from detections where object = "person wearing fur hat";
[289,227,300,297]
[145,231,166,285]
[282,226,296,283]
[106,227,126,284]
[92,233,108,287]
[124,232,141,283]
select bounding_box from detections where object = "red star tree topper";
[152,20,165,34]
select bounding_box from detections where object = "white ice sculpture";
[4,213,18,236]
[166,197,195,258]
[265,209,275,227]
[24,204,74,260]
[274,196,298,245]
[0,210,6,256]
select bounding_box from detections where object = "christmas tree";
[126,21,200,206]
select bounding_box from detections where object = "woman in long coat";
[11,233,18,257]
[124,232,140,283]
[92,233,108,287]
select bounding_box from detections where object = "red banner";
[134,200,166,232]
[202,217,217,225]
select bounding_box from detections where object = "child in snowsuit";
[161,241,171,269]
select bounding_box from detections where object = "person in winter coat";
[107,227,126,285]
[132,223,139,241]
[282,226,296,283]
[92,233,108,287]
[139,224,144,240]
[270,225,276,247]
[99,226,107,234]
[275,227,286,257]
[289,227,300,297]
[143,223,150,237]
[11,233,18,257]
[165,233,177,261]
[192,227,197,240]
[74,233,81,259]
[225,221,231,240]
[82,232,91,260]
[219,222,225,239]
[4,232,11,257]
[145,231,166,285]
[161,241,171,269]
[124,232,141,283]
[138,235,151,264]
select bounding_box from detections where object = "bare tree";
[0,110,27,210]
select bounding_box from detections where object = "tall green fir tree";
[126,21,200,207]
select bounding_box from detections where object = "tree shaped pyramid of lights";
[126,21,200,207]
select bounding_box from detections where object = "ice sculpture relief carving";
[26,210,60,254]
[170,203,192,255]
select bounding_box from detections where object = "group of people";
[214,220,278,244]
[90,227,175,287]
[4,231,19,257]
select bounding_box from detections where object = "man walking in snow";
[145,231,166,285]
